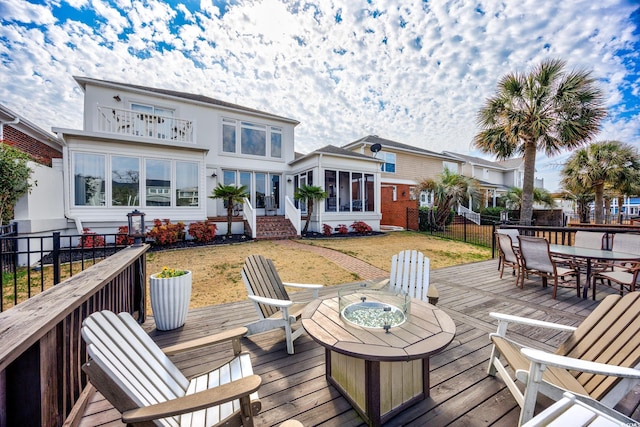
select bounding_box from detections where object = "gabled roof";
[290,144,382,165]
[497,157,525,169]
[342,135,462,161]
[0,103,61,147]
[442,151,509,170]
[74,76,300,125]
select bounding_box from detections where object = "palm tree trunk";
[617,196,625,224]
[520,140,537,225]
[594,184,604,224]
[302,200,312,234]
[226,197,233,236]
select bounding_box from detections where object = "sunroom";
[289,145,382,233]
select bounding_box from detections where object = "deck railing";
[0,244,147,427]
[1,231,132,312]
[96,104,195,143]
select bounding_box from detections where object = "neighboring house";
[12,77,384,238]
[2,104,65,235]
[0,104,62,166]
[443,152,545,208]
[342,136,464,229]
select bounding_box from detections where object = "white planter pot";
[149,270,192,331]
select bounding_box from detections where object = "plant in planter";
[149,266,192,331]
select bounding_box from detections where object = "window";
[443,161,459,173]
[409,186,417,201]
[176,162,199,206]
[222,170,281,211]
[112,156,139,206]
[145,159,171,206]
[379,151,396,173]
[74,153,105,206]
[222,118,283,159]
[74,152,199,208]
[324,169,375,212]
[131,103,174,139]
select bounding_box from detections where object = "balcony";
[96,105,195,143]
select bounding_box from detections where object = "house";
[342,136,464,229]
[0,104,62,166]
[12,77,383,238]
[443,152,545,208]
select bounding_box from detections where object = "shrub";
[336,224,348,234]
[78,227,106,248]
[350,221,372,235]
[322,223,333,236]
[146,219,185,246]
[188,221,217,243]
[115,225,135,246]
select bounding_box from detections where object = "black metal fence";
[416,209,640,259]
[0,230,131,312]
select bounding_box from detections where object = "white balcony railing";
[457,204,481,225]
[97,105,194,143]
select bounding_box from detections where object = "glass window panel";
[176,162,199,207]
[145,159,171,206]
[365,174,375,211]
[223,170,236,185]
[339,171,350,211]
[223,121,236,153]
[270,174,280,208]
[74,153,105,206]
[271,130,282,158]
[240,171,252,198]
[325,170,337,212]
[241,123,266,156]
[255,173,266,208]
[112,156,139,206]
[351,172,362,211]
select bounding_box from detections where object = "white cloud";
[0,0,637,191]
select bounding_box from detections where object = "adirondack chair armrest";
[490,312,577,334]
[282,282,323,298]
[248,294,293,308]
[121,374,262,423]
[521,348,640,378]
[161,326,248,355]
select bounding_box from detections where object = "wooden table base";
[326,350,428,426]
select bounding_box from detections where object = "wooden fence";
[0,244,148,427]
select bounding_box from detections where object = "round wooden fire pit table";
[302,293,456,426]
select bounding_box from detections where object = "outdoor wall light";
[127,209,146,246]
[287,178,292,183]
[113,95,121,102]
[211,172,217,178]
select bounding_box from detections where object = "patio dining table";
[548,244,640,300]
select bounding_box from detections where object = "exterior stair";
[255,216,298,240]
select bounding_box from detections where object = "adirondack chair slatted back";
[555,292,640,400]
[389,250,430,301]
[82,311,188,427]
[243,254,290,319]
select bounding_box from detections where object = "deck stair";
[255,215,298,240]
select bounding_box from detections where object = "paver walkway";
[275,240,388,280]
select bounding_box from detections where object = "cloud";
[0,0,638,193]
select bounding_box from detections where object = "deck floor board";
[79,259,640,426]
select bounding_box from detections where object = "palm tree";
[294,184,328,235]
[418,168,479,230]
[208,183,248,236]
[561,141,640,224]
[474,58,606,225]
[501,187,554,210]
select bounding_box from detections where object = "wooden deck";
[79,259,640,426]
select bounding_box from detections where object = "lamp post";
[500,210,509,224]
[127,209,146,246]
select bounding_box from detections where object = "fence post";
[463,213,468,242]
[491,222,496,258]
[52,232,60,285]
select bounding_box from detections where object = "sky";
[0,0,639,191]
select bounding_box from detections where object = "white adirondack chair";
[81,311,262,427]
[242,254,322,354]
[388,250,438,305]
[487,292,640,425]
